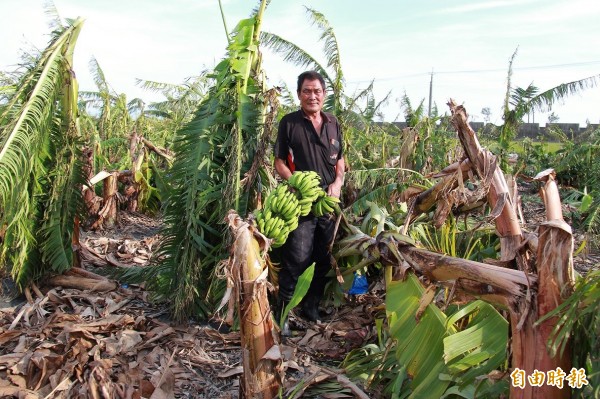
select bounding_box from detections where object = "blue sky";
[2,0,599,125]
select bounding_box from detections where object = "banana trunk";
[448,101,575,399]
[226,212,281,398]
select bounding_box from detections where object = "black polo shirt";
[274,110,343,187]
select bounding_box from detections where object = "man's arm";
[327,157,345,198]
[274,158,293,180]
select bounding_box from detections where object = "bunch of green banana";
[311,194,341,217]
[287,171,325,216]
[255,183,301,247]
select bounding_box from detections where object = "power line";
[348,60,600,84]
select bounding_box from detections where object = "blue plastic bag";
[348,272,368,295]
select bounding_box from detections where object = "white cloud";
[436,0,535,14]
[1,0,598,125]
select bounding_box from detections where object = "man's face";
[298,79,325,115]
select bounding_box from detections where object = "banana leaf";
[345,274,509,398]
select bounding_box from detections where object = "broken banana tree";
[370,100,573,398]
[447,100,574,399]
[338,100,575,398]
[224,212,282,399]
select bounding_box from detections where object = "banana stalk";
[448,101,575,399]
[226,212,281,398]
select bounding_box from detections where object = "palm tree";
[0,16,86,288]
[499,48,599,171]
[260,6,344,114]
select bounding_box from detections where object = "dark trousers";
[278,214,335,303]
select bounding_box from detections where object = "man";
[273,71,345,330]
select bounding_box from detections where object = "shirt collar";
[300,109,330,123]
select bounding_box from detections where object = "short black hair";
[297,71,326,93]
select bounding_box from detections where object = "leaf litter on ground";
[0,211,380,398]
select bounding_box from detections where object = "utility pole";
[428,69,433,118]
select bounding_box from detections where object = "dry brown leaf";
[101,298,131,317]
[415,284,437,322]
[261,344,282,361]
[139,379,155,397]
[217,365,244,378]
[28,350,65,390]
[106,253,134,268]
[116,252,134,259]
[0,386,38,399]
[149,365,175,399]
[8,374,27,388]
[9,351,32,375]
[0,329,22,345]
[118,329,144,353]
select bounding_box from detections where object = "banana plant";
[0,17,86,288]
[136,74,210,148]
[119,0,276,321]
[80,57,141,171]
[498,47,599,171]
[538,269,600,398]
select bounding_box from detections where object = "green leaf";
[443,301,508,384]
[386,275,451,399]
[280,263,315,326]
[0,17,85,288]
[580,192,593,213]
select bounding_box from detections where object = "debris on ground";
[1,196,598,398]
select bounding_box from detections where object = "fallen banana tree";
[337,100,575,398]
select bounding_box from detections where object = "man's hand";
[327,157,345,198]
[327,180,342,198]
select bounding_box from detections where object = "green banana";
[256,176,335,246]
[292,172,307,190]
[311,200,322,217]
[264,217,275,237]
[275,225,290,243]
[269,217,285,240]
[264,208,272,220]
[264,193,272,210]
[303,187,322,201]
[300,203,312,216]
[286,217,299,231]
[326,195,340,204]
[321,199,334,213]
[275,192,289,214]
[297,197,313,205]
[270,194,279,212]
[296,176,311,194]
[280,196,296,220]
[288,172,300,187]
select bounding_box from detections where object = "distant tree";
[481,107,492,123]
[547,111,560,124]
[498,47,599,171]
